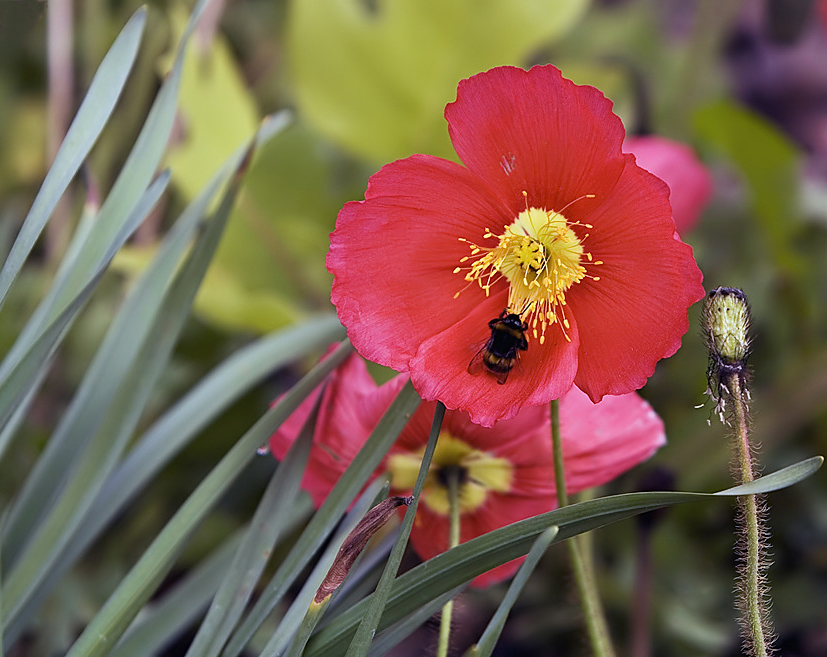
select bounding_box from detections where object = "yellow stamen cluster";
[387,433,513,516]
[454,195,601,343]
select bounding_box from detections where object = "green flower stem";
[551,399,568,508]
[551,399,616,657]
[729,374,771,657]
[436,467,461,657]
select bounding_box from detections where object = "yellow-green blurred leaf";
[288,0,591,162]
[694,99,803,276]
[214,124,334,295]
[2,98,47,189]
[199,123,347,333]
[192,262,300,333]
[163,5,260,199]
[114,123,345,335]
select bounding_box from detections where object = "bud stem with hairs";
[702,287,774,657]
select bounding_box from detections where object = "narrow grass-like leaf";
[62,342,353,657]
[3,130,294,648]
[0,169,167,453]
[0,274,99,438]
[0,371,45,463]
[0,169,161,461]
[111,530,246,657]
[263,477,391,657]
[345,402,445,657]
[0,0,212,380]
[365,586,466,657]
[305,456,822,657]
[221,381,421,657]
[0,189,100,463]
[0,8,146,309]
[714,455,823,495]
[112,498,314,657]
[0,171,168,459]
[184,383,324,657]
[284,599,330,657]
[464,527,559,657]
[56,315,342,580]
[47,0,209,309]
[1,101,270,561]
[2,156,244,637]
[1,164,215,568]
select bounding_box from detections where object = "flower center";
[387,433,513,516]
[454,195,601,343]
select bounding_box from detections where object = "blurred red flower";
[624,135,713,234]
[269,353,666,586]
[328,65,704,426]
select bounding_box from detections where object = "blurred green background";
[1,0,826,654]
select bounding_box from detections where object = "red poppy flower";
[270,353,666,586]
[624,135,713,234]
[328,65,704,427]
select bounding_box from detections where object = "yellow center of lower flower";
[387,433,513,516]
[454,194,602,343]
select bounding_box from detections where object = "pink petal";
[269,352,390,508]
[624,135,713,234]
[558,386,666,494]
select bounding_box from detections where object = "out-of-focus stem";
[551,400,616,657]
[46,0,73,263]
[436,468,461,657]
[630,525,653,657]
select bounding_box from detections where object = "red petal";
[559,387,665,493]
[328,155,510,373]
[446,65,626,215]
[568,159,705,400]
[408,298,580,427]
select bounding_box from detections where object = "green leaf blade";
[306,457,822,656]
[0,8,146,309]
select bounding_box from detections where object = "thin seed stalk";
[551,400,616,657]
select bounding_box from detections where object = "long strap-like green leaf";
[0,8,146,310]
[305,456,823,657]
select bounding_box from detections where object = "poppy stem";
[437,467,462,657]
[551,399,616,657]
[727,373,773,657]
[701,286,773,656]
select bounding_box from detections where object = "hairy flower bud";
[702,286,752,421]
[704,287,751,367]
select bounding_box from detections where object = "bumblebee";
[467,310,529,384]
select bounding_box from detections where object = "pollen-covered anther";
[454,199,601,343]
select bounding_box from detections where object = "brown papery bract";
[314,496,413,604]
